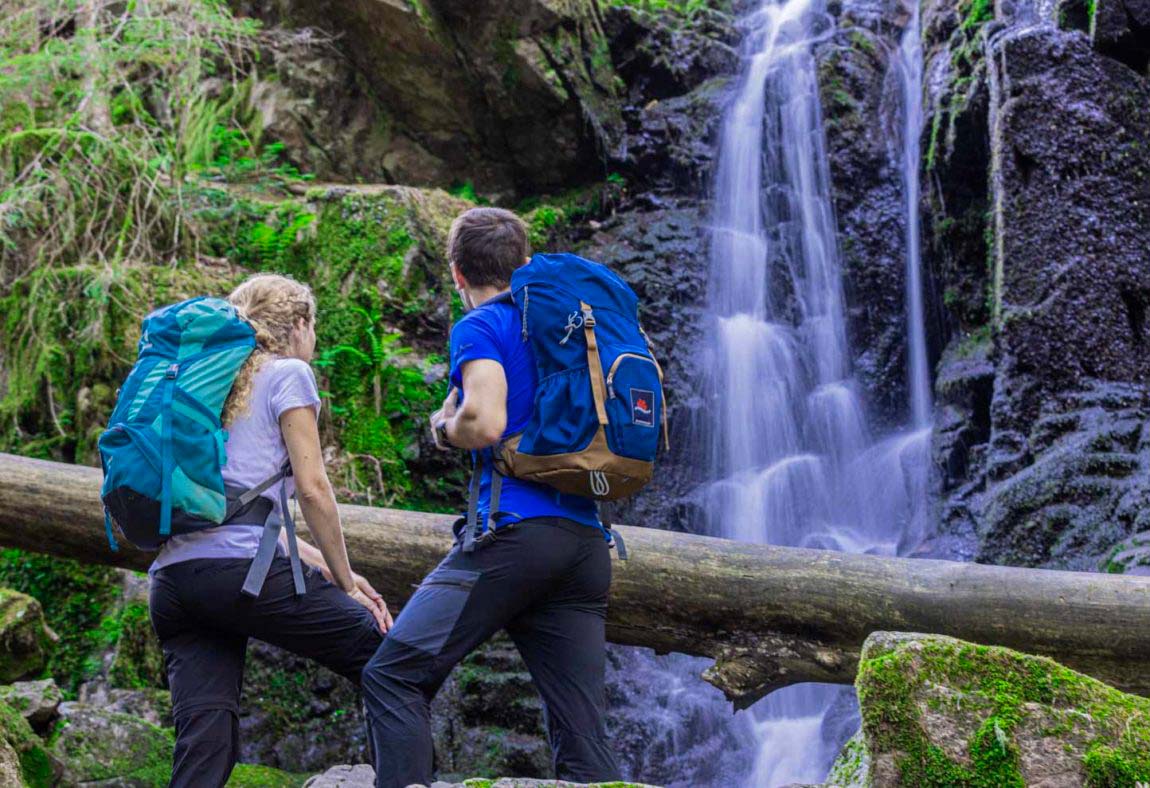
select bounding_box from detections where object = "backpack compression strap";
[241,464,307,598]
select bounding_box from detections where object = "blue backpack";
[464,253,668,553]
[99,297,306,597]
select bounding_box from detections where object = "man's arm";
[444,359,507,449]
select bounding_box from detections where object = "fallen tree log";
[1,452,1149,705]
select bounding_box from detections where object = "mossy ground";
[226,762,309,786]
[857,634,1150,786]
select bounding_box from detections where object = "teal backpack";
[98,297,306,597]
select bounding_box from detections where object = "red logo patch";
[630,388,655,427]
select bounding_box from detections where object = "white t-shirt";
[150,357,321,572]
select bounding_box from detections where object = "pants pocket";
[388,568,480,656]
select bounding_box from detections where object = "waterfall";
[898,0,932,430]
[696,0,933,782]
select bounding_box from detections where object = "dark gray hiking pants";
[150,557,383,788]
[361,517,621,788]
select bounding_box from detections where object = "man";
[361,207,622,787]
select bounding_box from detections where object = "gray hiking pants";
[150,556,383,788]
[361,516,621,788]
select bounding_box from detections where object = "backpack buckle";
[165,363,179,379]
[581,306,595,328]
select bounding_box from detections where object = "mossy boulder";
[853,631,1150,786]
[0,590,55,683]
[50,703,174,785]
[0,680,63,733]
[0,698,59,788]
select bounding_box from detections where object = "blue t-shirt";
[450,298,599,530]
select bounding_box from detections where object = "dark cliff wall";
[924,0,1150,570]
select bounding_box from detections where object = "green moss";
[848,28,877,56]
[107,599,166,690]
[954,324,993,358]
[52,710,174,786]
[519,179,625,250]
[0,259,242,463]
[961,0,994,30]
[226,763,308,787]
[0,550,120,695]
[0,589,53,682]
[604,0,729,18]
[857,635,1150,786]
[0,700,53,787]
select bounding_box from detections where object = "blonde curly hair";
[222,274,317,425]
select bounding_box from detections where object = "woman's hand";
[348,573,393,633]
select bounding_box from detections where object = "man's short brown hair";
[447,207,530,289]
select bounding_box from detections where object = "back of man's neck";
[469,285,510,308]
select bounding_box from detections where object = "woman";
[149,274,393,787]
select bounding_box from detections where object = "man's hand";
[347,572,394,633]
[429,387,459,450]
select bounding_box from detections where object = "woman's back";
[150,357,320,571]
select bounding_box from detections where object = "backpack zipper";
[605,353,659,399]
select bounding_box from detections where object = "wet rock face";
[949,25,1150,569]
[817,5,914,430]
[925,13,1150,570]
[1091,0,1150,73]
[974,381,1150,569]
[990,28,1150,422]
[430,635,552,781]
[576,199,712,530]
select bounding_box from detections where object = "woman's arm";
[286,533,390,624]
[280,406,391,631]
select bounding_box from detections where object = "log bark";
[1,452,1149,705]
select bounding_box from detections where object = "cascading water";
[897,0,933,431]
[696,0,933,783]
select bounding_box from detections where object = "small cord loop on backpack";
[104,509,119,552]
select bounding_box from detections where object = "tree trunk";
[2,452,1149,705]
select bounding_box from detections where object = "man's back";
[363,207,621,788]
[449,298,599,529]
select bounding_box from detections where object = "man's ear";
[450,263,468,291]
